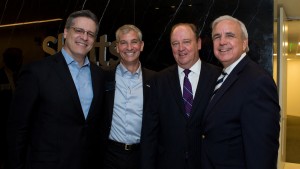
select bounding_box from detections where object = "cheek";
[171,47,178,54]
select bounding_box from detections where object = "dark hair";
[65,10,99,36]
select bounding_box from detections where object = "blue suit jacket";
[200,56,280,169]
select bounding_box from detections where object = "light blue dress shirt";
[109,63,143,144]
[62,48,93,119]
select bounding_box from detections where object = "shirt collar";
[118,62,142,77]
[178,58,201,75]
[61,48,90,67]
[223,52,246,74]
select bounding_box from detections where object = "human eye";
[171,41,179,47]
[212,34,221,41]
[74,27,85,34]
[183,40,191,45]
[87,31,96,38]
[226,32,235,38]
[131,40,139,45]
[119,40,128,46]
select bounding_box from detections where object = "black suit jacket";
[141,61,221,169]
[200,56,281,169]
[102,65,156,142]
[7,52,105,169]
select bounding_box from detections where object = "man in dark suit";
[141,23,221,169]
[7,10,105,169]
[102,24,156,169]
[200,15,280,169]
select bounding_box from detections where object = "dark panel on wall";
[0,0,274,73]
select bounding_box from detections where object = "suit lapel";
[86,63,102,120]
[51,52,85,119]
[203,56,250,122]
[167,66,186,117]
[190,62,216,119]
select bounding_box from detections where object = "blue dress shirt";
[109,63,143,144]
[62,48,93,119]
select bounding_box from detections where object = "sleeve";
[242,74,281,169]
[140,77,159,169]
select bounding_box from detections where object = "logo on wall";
[42,33,120,67]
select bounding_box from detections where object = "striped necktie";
[212,71,227,96]
[183,69,193,117]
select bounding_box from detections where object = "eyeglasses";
[70,26,96,39]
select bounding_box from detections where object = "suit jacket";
[6,52,105,169]
[102,65,157,142]
[200,56,281,169]
[141,61,221,169]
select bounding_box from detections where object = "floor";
[284,115,300,169]
[284,162,300,169]
[286,115,300,163]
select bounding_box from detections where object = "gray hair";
[115,24,143,42]
[211,15,249,52]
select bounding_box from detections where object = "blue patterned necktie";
[183,69,193,117]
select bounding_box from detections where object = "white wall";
[287,59,300,117]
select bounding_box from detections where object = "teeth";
[219,49,228,52]
[126,52,134,55]
[77,42,87,46]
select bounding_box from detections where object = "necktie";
[212,71,227,96]
[183,69,193,117]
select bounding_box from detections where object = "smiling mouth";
[179,52,187,56]
[76,41,88,47]
[219,48,231,52]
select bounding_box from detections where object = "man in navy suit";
[200,15,280,169]
[7,10,105,169]
[141,23,220,169]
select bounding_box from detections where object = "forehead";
[213,19,240,34]
[72,17,97,30]
[171,25,195,40]
[119,30,139,39]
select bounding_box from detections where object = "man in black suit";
[200,15,280,169]
[141,23,221,169]
[102,24,156,169]
[7,10,105,169]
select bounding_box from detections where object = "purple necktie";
[183,69,193,117]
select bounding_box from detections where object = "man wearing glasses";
[7,10,105,169]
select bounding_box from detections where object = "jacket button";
[202,135,205,139]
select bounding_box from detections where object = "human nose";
[81,32,89,40]
[126,42,133,50]
[178,43,185,51]
[219,36,227,45]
